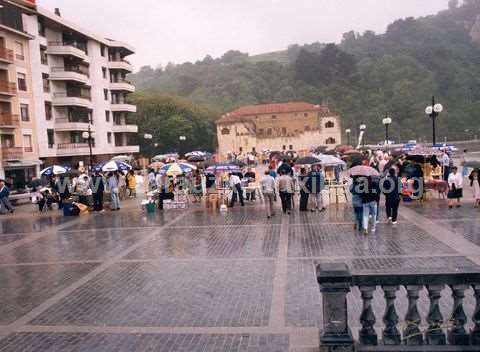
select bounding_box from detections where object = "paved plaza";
[0,199,479,351]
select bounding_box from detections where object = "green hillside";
[130,0,480,151]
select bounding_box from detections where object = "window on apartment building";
[23,135,33,152]
[304,113,309,117]
[325,137,336,145]
[282,145,286,151]
[20,104,29,122]
[107,132,112,144]
[305,125,310,132]
[40,46,48,65]
[289,145,293,150]
[258,128,264,135]
[104,89,109,101]
[252,147,256,153]
[17,73,27,91]
[239,147,243,153]
[15,41,24,60]
[281,127,287,136]
[102,67,107,79]
[42,73,50,93]
[47,129,55,148]
[45,102,52,120]
[100,45,106,57]
[267,128,272,136]
[38,19,46,37]
[1,134,14,148]
[221,127,230,135]
[105,111,110,122]
[272,115,277,119]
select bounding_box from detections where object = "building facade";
[0,0,41,188]
[0,0,139,190]
[216,102,342,156]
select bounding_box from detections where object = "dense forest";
[131,0,480,152]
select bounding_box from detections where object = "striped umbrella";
[159,162,196,176]
[93,161,132,173]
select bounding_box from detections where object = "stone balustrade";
[317,263,480,351]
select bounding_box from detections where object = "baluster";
[404,285,423,345]
[448,284,469,345]
[359,286,378,345]
[472,285,480,345]
[382,285,401,345]
[426,285,446,345]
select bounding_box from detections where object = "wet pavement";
[0,199,478,351]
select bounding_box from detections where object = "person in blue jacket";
[0,180,14,214]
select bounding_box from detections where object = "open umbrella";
[313,154,346,167]
[187,155,206,162]
[40,165,70,177]
[96,161,132,173]
[343,149,363,155]
[206,163,240,174]
[347,165,380,177]
[295,156,321,165]
[159,162,196,176]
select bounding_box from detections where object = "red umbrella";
[347,165,380,177]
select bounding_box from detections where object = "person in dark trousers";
[299,168,309,211]
[383,168,401,225]
[350,176,364,231]
[278,170,294,214]
[91,171,105,211]
[55,175,71,210]
[229,173,244,207]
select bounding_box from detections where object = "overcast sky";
[38,0,451,71]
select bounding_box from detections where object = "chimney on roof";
[54,8,61,16]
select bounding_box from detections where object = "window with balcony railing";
[52,66,90,77]
[17,72,27,91]
[0,47,14,62]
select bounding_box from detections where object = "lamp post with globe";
[382,115,392,146]
[425,96,443,146]
[359,124,367,147]
[345,129,351,146]
[82,125,96,173]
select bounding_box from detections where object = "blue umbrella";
[159,162,196,175]
[93,161,132,173]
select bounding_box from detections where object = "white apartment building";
[25,6,139,167]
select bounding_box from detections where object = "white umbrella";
[101,160,132,172]
[312,154,346,167]
[40,165,70,176]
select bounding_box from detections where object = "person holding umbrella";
[107,172,121,211]
[307,164,326,212]
[299,168,309,212]
[383,168,401,225]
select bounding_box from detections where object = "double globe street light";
[345,129,351,145]
[382,115,392,146]
[82,125,96,173]
[425,96,443,146]
[359,124,367,147]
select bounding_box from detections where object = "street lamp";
[82,125,96,173]
[345,129,351,145]
[425,96,443,146]
[382,115,392,146]
[359,124,366,147]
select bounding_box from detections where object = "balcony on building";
[0,46,14,64]
[0,79,16,97]
[109,79,135,93]
[56,142,92,156]
[52,88,92,109]
[55,107,94,132]
[0,113,20,128]
[110,92,136,113]
[50,65,90,85]
[114,132,139,154]
[46,38,89,63]
[112,112,138,133]
[1,147,23,161]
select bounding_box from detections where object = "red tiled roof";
[218,102,328,124]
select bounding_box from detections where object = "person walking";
[469,169,480,208]
[55,175,71,210]
[383,168,401,225]
[0,180,14,214]
[307,164,326,212]
[107,172,121,211]
[278,170,294,214]
[361,176,380,235]
[442,151,451,181]
[126,170,137,198]
[244,168,256,201]
[448,166,463,209]
[350,176,363,231]
[260,170,276,218]
[118,171,127,200]
[91,171,105,211]
[229,173,244,207]
[299,168,309,212]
